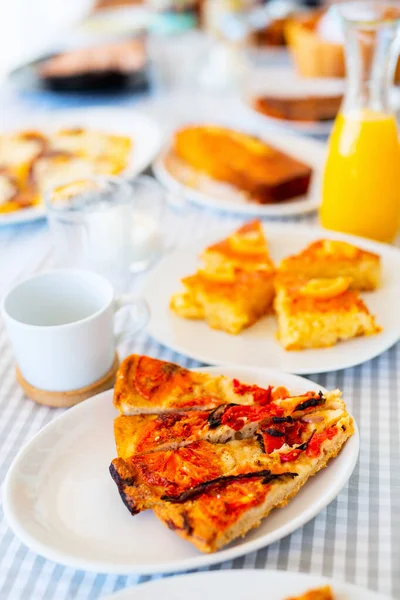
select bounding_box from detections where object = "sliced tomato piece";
[306,426,337,458]
[134,356,183,400]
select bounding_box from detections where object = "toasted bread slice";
[170,220,276,334]
[274,275,381,350]
[114,354,274,415]
[278,239,381,290]
[253,95,342,122]
[153,413,353,552]
[114,389,345,457]
[173,125,312,204]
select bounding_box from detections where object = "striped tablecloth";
[0,93,399,599]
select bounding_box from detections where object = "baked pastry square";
[278,239,381,290]
[170,220,275,334]
[274,275,381,350]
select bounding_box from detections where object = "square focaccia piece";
[274,275,381,350]
[278,239,381,291]
[170,220,276,334]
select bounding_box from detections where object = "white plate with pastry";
[142,222,400,374]
[103,569,392,600]
[3,364,358,574]
[153,125,326,217]
[0,107,162,226]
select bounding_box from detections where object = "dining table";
[0,31,399,600]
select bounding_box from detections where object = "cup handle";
[114,294,149,345]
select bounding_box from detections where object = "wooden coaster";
[16,353,120,408]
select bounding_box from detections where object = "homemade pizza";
[0,127,132,214]
[170,220,382,349]
[110,355,354,553]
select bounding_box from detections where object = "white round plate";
[103,569,391,600]
[4,366,359,574]
[0,107,162,226]
[243,66,400,137]
[153,132,325,217]
[142,223,400,374]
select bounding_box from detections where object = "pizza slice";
[110,394,353,520]
[114,354,277,415]
[152,409,353,552]
[114,389,344,457]
[170,220,276,334]
[110,438,298,515]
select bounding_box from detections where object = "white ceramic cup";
[1,269,149,392]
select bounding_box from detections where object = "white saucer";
[104,569,391,600]
[4,366,358,574]
[142,223,400,374]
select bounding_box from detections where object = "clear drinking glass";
[45,176,165,292]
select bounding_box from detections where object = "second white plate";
[3,366,358,574]
[142,223,400,374]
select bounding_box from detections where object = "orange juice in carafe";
[321,109,400,242]
[319,1,400,243]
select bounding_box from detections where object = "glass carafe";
[320,1,400,243]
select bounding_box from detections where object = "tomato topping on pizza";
[133,356,191,400]
[132,442,222,496]
[306,426,337,458]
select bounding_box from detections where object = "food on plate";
[252,95,342,123]
[274,275,381,350]
[110,356,354,552]
[250,16,290,47]
[278,239,381,291]
[0,126,132,213]
[172,125,313,204]
[31,151,97,194]
[114,353,279,415]
[286,586,334,600]
[0,167,39,214]
[38,38,146,79]
[114,389,343,457]
[170,220,275,334]
[50,128,132,175]
[285,9,400,80]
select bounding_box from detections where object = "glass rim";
[336,1,400,27]
[43,174,159,215]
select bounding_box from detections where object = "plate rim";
[102,568,392,600]
[0,107,163,227]
[142,221,400,375]
[152,132,326,217]
[3,365,359,575]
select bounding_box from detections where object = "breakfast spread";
[110,354,354,553]
[287,587,334,600]
[170,125,313,205]
[171,220,382,349]
[0,127,132,214]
